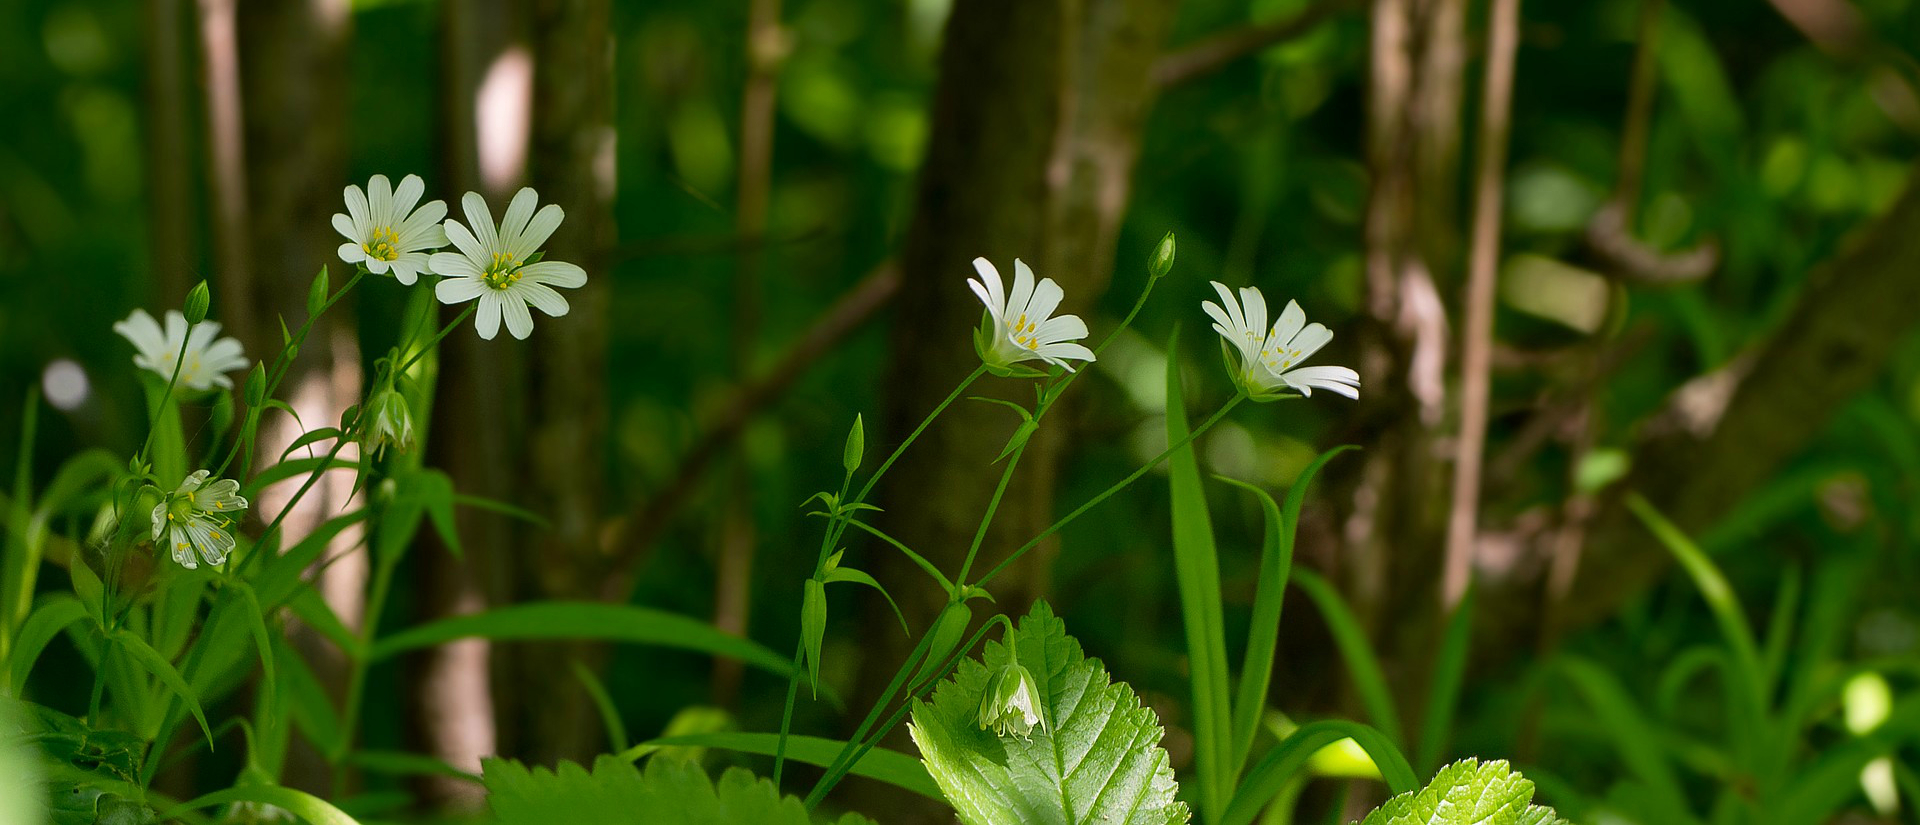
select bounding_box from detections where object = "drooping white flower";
[150,470,248,570]
[361,385,415,458]
[967,257,1095,375]
[332,174,449,285]
[113,309,250,392]
[977,661,1047,738]
[1201,282,1360,400]
[430,188,587,340]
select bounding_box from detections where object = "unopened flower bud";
[183,281,211,325]
[1149,232,1176,281]
[361,387,415,458]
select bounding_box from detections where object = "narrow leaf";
[1292,569,1404,745]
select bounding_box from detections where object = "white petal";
[444,219,487,264]
[115,310,167,360]
[1239,287,1268,346]
[474,291,504,339]
[344,184,370,229]
[331,212,359,242]
[461,191,497,253]
[1033,313,1087,345]
[970,257,1006,314]
[519,260,586,289]
[436,275,487,304]
[1008,259,1037,321]
[500,188,539,247]
[1270,300,1306,349]
[365,257,391,274]
[430,251,482,279]
[516,282,570,317]
[337,242,366,264]
[1024,278,1064,325]
[368,175,394,225]
[501,293,534,339]
[388,257,422,285]
[1200,301,1237,340]
[1034,341,1095,364]
[1209,281,1247,337]
[392,174,425,219]
[1285,323,1333,364]
[1280,365,1360,399]
[398,199,449,244]
[512,204,564,259]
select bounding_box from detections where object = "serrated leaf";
[909,601,1190,825]
[482,754,874,825]
[1356,759,1570,825]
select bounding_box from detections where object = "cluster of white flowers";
[966,257,1358,401]
[331,176,587,341]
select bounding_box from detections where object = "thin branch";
[599,263,901,600]
[1441,0,1521,611]
[1151,0,1361,89]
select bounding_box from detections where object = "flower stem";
[972,393,1245,590]
[134,334,196,468]
[213,271,364,479]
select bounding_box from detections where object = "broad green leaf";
[621,732,943,800]
[482,754,874,825]
[6,595,89,691]
[1356,759,1568,825]
[909,601,1190,825]
[368,601,819,695]
[163,783,361,825]
[1165,332,1233,818]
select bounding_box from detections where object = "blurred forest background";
[4,0,1920,820]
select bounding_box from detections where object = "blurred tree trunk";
[143,0,195,303]
[407,0,526,806]
[205,0,357,795]
[503,0,615,765]
[856,0,1178,815]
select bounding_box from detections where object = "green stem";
[135,335,196,466]
[953,439,1027,589]
[333,553,399,789]
[214,271,364,479]
[841,519,953,593]
[802,621,944,808]
[973,394,1245,589]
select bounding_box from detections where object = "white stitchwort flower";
[431,188,587,340]
[151,470,248,570]
[1202,282,1360,400]
[967,257,1095,375]
[332,174,449,285]
[113,309,250,392]
[977,661,1047,739]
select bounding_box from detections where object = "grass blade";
[112,627,213,747]
[164,784,361,825]
[571,659,629,752]
[1291,569,1403,745]
[1626,493,1766,710]
[5,595,88,692]
[1165,332,1234,819]
[621,731,944,801]
[1223,719,1416,825]
[1416,585,1474,775]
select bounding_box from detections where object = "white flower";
[430,188,587,340]
[150,470,247,570]
[332,174,449,285]
[1201,282,1360,400]
[113,309,250,392]
[967,257,1095,375]
[977,662,1046,738]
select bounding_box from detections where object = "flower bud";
[308,266,331,318]
[183,281,211,324]
[244,363,267,406]
[361,388,415,458]
[977,661,1046,738]
[842,414,864,476]
[1148,232,1176,281]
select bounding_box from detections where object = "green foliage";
[910,602,1190,825]
[482,755,874,825]
[1356,760,1569,825]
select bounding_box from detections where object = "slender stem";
[953,439,1027,589]
[974,395,1245,589]
[333,553,399,787]
[135,334,196,465]
[770,634,807,786]
[802,621,943,807]
[214,271,364,478]
[841,519,952,592]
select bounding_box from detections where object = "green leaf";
[907,601,972,694]
[1626,493,1765,708]
[1224,719,1416,825]
[1293,569,1404,745]
[1356,759,1568,825]
[823,566,908,634]
[368,601,822,697]
[1417,587,1475,776]
[572,659,629,752]
[1165,332,1233,819]
[620,732,943,801]
[909,601,1190,825]
[276,637,343,757]
[483,754,874,825]
[164,782,361,825]
[348,749,481,783]
[6,595,89,691]
[802,579,827,699]
[110,628,212,747]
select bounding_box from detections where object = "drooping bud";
[361,387,415,458]
[977,662,1046,738]
[183,281,212,324]
[1148,232,1176,281]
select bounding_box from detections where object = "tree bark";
[144,0,195,303]
[851,0,1179,816]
